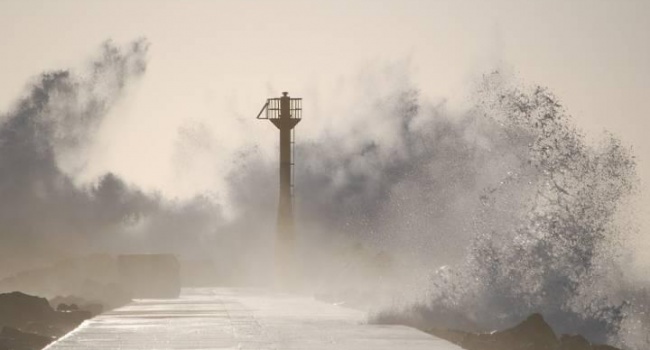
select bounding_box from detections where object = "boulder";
[0,291,92,340]
[430,313,558,350]
[560,334,591,350]
[0,326,53,350]
[0,292,55,329]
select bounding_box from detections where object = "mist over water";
[0,40,223,278]
[0,41,648,349]
[362,74,648,349]
[225,69,648,348]
[0,39,150,274]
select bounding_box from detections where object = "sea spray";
[371,73,646,349]
[0,40,226,283]
[0,41,647,348]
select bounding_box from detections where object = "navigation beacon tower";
[256,92,302,282]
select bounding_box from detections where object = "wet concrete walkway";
[46,288,463,349]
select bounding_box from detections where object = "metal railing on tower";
[256,92,302,288]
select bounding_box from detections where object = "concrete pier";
[46,288,463,350]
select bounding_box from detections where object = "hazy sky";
[1,0,649,205]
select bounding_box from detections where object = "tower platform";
[46,288,463,350]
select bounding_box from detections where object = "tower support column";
[257,92,301,289]
[276,125,294,283]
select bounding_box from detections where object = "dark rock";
[560,334,591,350]
[428,313,624,350]
[495,313,559,350]
[0,291,92,340]
[0,326,53,350]
[21,322,64,339]
[0,292,55,329]
[430,313,559,350]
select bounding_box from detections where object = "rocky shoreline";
[428,313,620,350]
[0,291,118,350]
